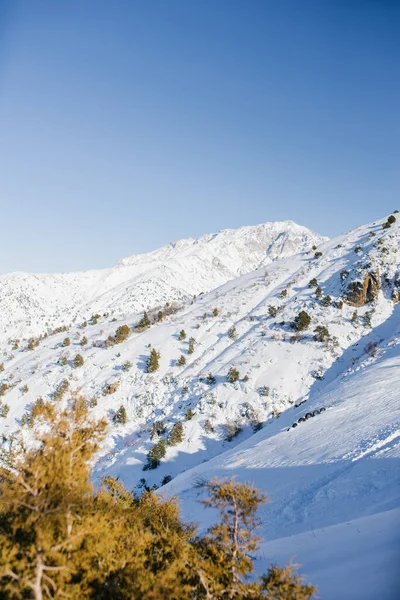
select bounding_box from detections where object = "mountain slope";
[0,213,399,598]
[0,220,325,342]
[163,303,400,598]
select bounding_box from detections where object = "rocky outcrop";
[345,270,380,307]
[392,289,400,303]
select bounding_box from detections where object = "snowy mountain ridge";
[0,220,325,342]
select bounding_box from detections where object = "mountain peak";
[0,220,325,340]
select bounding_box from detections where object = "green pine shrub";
[168,422,184,446]
[185,408,194,421]
[136,312,151,331]
[114,405,127,425]
[292,311,311,332]
[227,367,240,383]
[321,295,332,307]
[0,402,10,418]
[146,348,160,373]
[176,355,186,367]
[144,438,167,470]
[228,327,237,340]
[268,306,277,318]
[313,325,330,342]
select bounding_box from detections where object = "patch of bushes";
[136,312,151,332]
[206,373,216,385]
[103,381,119,395]
[185,408,194,421]
[178,329,186,341]
[53,379,70,401]
[313,325,329,342]
[58,354,69,367]
[204,419,214,433]
[27,338,40,351]
[21,397,46,427]
[88,397,98,408]
[151,420,166,439]
[268,306,277,318]
[72,354,84,368]
[176,355,186,367]
[105,335,116,348]
[62,337,71,347]
[224,422,242,441]
[0,402,10,418]
[228,327,237,340]
[259,385,270,397]
[321,295,332,307]
[227,367,240,383]
[115,325,131,344]
[114,405,127,425]
[308,278,318,288]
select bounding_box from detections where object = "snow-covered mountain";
[0,220,325,342]
[0,213,399,598]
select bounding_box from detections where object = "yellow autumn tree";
[0,398,316,600]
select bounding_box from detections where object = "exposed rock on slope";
[345,269,380,306]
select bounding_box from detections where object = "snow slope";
[0,213,399,598]
[0,220,324,342]
[163,306,400,598]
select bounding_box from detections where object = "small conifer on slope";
[168,422,184,446]
[146,348,160,373]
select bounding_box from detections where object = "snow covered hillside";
[0,212,399,598]
[0,220,324,342]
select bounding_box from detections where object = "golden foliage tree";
[0,400,316,600]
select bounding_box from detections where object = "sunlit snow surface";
[1,216,399,598]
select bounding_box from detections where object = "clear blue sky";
[0,0,398,274]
